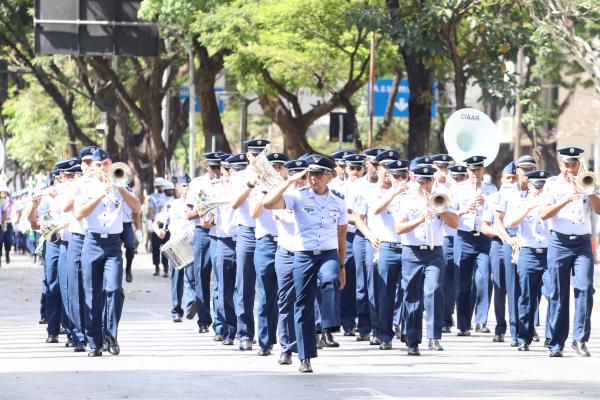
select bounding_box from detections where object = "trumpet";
[575,171,599,196]
[424,192,451,250]
[109,162,133,187]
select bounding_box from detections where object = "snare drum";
[160,227,195,270]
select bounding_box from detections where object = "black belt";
[71,232,85,239]
[299,249,337,256]
[407,245,440,251]
[195,226,210,232]
[89,232,120,239]
[522,247,547,254]
[552,231,591,241]
[238,225,255,233]
[380,241,402,250]
[258,234,278,242]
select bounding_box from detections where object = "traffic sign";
[179,86,225,113]
[367,78,437,118]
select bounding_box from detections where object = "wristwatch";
[340,264,345,270]
[247,181,256,189]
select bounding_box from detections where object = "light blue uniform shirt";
[454,181,497,232]
[78,182,124,235]
[148,192,166,221]
[355,185,401,243]
[283,186,348,251]
[517,203,549,248]
[541,175,593,235]
[250,189,277,239]
[155,198,194,233]
[397,191,449,247]
[274,208,296,252]
[230,169,256,228]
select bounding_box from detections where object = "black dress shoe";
[102,336,109,351]
[407,346,420,356]
[125,273,132,283]
[5,254,9,264]
[532,329,540,342]
[65,339,74,347]
[343,329,356,336]
[400,333,407,343]
[316,335,324,349]
[369,335,380,345]
[457,330,470,337]
[549,349,563,357]
[543,338,550,347]
[428,339,443,351]
[493,334,505,343]
[441,326,451,334]
[298,359,313,373]
[213,334,224,342]
[74,344,86,352]
[173,316,182,323]
[278,351,292,365]
[46,335,58,343]
[59,327,67,335]
[186,302,198,320]
[239,339,252,351]
[356,334,370,342]
[88,348,102,357]
[106,337,120,355]
[38,318,47,325]
[258,346,272,356]
[571,341,591,357]
[379,341,392,350]
[480,325,490,333]
[322,333,339,348]
[510,340,518,347]
[153,267,160,276]
[222,338,234,345]
[394,325,402,339]
[198,325,210,334]
[518,343,529,351]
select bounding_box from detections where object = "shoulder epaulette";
[331,189,345,199]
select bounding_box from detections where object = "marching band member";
[74,148,141,356]
[1,186,13,265]
[504,170,552,351]
[249,151,289,356]
[121,180,141,283]
[453,156,497,336]
[274,159,309,365]
[441,165,468,333]
[494,155,537,346]
[355,155,408,350]
[539,147,600,357]
[481,162,517,343]
[263,155,347,373]
[329,150,355,188]
[395,166,459,355]
[353,148,384,342]
[231,140,268,351]
[148,177,168,277]
[186,152,225,335]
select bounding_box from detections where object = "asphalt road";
[1,252,599,400]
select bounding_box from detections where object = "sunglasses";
[208,164,221,169]
[348,165,363,171]
[391,172,408,179]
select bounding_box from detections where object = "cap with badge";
[64,164,82,174]
[331,151,356,165]
[412,166,436,181]
[267,152,289,164]
[502,162,516,175]
[415,156,434,167]
[91,148,110,161]
[79,146,98,161]
[557,147,584,163]
[178,173,192,184]
[55,157,81,171]
[449,165,468,176]
[343,153,367,166]
[515,155,537,168]
[385,160,410,176]
[464,155,486,169]
[153,177,165,187]
[284,159,308,173]
[525,170,552,186]
[204,152,223,166]
[431,154,454,167]
[226,153,249,169]
[244,139,270,155]
[306,154,336,173]
[363,148,386,163]
[374,150,400,165]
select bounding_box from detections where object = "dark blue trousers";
[120,222,135,272]
[66,233,86,345]
[353,233,371,336]
[170,265,184,318]
[215,237,237,340]
[454,231,491,332]
[547,232,594,351]
[442,235,457,328]
[81,233,124,350]
[182,264,197,323]
[0,222,13,259]
[517,247,547,345]
[490,238,507,335]
[254,236,279,348]
[275,246,297,353]
[340,231,357,332]
[44,240,62,336]
[234,227,256,341]
[151,231,168,270]
[377,243,402,342]
[402,246,445,346]
[293,249,340,360]
[502,239,520,341]
[192,227,213,328]
[364,241,379,336]
[209,236,223,334]
[57,240,70,339]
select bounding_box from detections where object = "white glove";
[135,229,143,242]
[145,219,152,232]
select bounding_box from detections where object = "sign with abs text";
[367,78,437,118]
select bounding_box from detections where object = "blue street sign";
[179,86,225,113]
[367,78,437,118]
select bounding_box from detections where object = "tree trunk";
[339,95,362,152]
[196,75,231,153]
[402,51,435,159]
[375,67,402,142]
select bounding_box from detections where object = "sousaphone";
[443,108,500,166]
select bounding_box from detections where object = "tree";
[194,0,386,157]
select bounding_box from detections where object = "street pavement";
[1,252,599,400]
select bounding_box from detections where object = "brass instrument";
[39,212,69,242]
[424,192,450,250]
[575,171,599,196]
[109,162,133,187]
[194,188,229,219]
[249,149,285,193]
